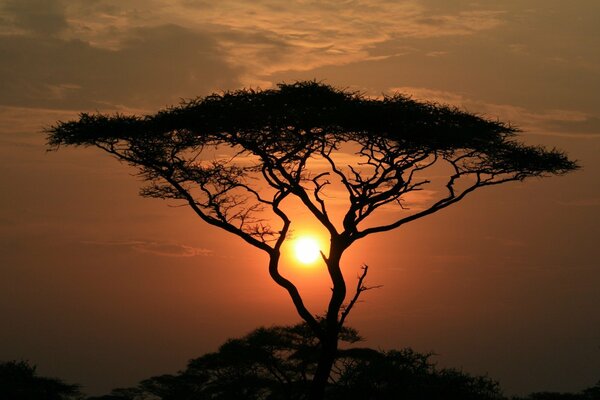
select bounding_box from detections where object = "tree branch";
[339,264,382,327]
[268,190,322,338]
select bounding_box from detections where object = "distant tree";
[582,381,600,399]
[0,360,82,400]
[513,394,582,400]
[96,323,502,400]
[510,381,600,400]
[47,81,578,399]
[86,388,142,400]
[332,349,504,400]
[138,323,360,400]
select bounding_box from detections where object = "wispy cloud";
[0,24,240,109]
[484,236,527,248]
[388,86,600,138]
[0,0,507,89]
[192,2,505,80]
[82,239,213,257]
[0,0,68,36]
[557,198,600,207]
[0,106,79,135]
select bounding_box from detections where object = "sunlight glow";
[294,237,321,265]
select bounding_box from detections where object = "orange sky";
[0,0,599,396]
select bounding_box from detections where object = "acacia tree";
[47,81,577,400]
[107,323,502,400]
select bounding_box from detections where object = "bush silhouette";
[99,323,503,400]
[0,360,81,400]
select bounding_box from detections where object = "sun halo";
[294,236,322,265]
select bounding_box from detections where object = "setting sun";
[294,237,321,264]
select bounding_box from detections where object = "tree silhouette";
[47,81,578,400]
[97,323,503,400]
[0,360,82,400]
[510,383,600,400]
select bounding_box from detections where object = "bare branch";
[311,171,331,216]
[339,264,382,326]
[268,190,322,337]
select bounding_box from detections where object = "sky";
[0,0,599,396]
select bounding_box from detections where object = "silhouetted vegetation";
[509,382,600,400]
[4,326,598,399]
[0,360,81,400]
[89,323,504,400]
[47,81,579,399]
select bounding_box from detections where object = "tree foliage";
[97,323,503,400]
[510,382,600,400]
[0,360,82,400]
[47,81,577,251]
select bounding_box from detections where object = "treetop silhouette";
[46,81,578,400]
[0,360,82,400]
[102,323,503,400]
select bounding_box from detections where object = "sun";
[294,236,321,265]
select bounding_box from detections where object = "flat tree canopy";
[47,81,576,246]
[46,81,578,399]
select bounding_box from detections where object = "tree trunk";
[308,326,339,400]
[307,238,347,400]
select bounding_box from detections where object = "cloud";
[0,23,240,110]
[0,105,78,135]
[2,1,595,138]
[0,1,508,89]
[1,0,68,36]
[171,1,505,81]
[82,239,213,257]
[557,198,600,207]
[414,10,505,35]
[484,236,527,248]
[388,86,600,138]
[426,254,475,264]
[543,116,600,137]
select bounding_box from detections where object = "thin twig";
[339,264,382,326]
